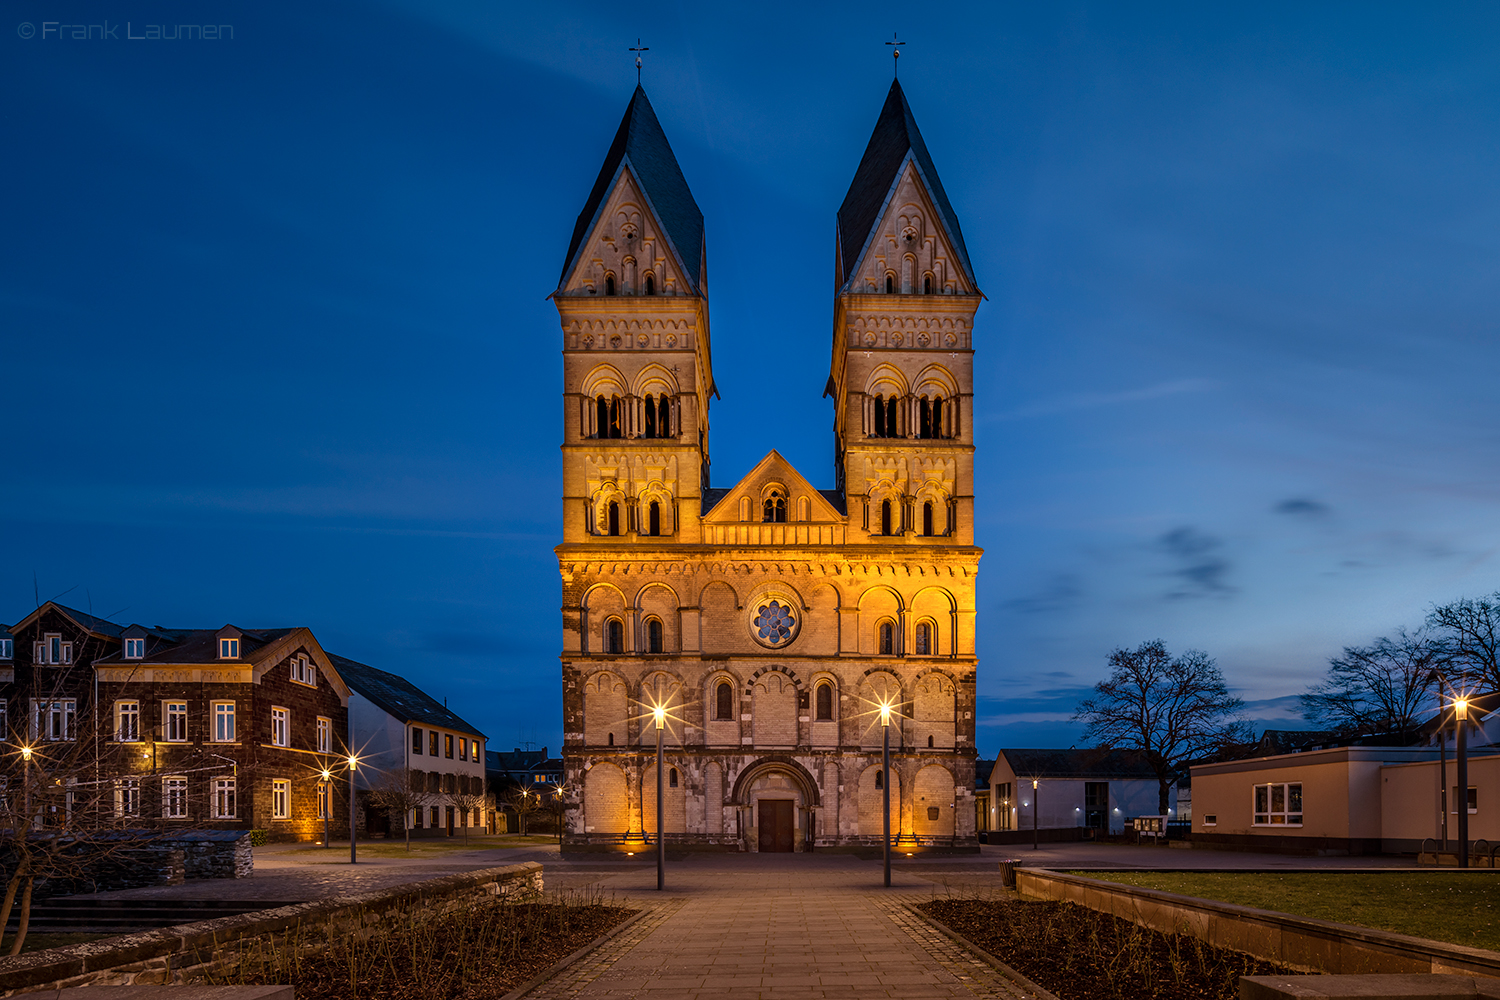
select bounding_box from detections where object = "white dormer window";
[125,638,145,659]
[290,655,316,687]
[220,637,240,659]
[35,634,72,665]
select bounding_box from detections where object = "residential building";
[990,749,1173,838]
[556,79,983,851]
[334,653,486,838]
[487,747,563,833]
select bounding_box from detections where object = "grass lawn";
[1074,871,1500,951]
[270,834,557,860]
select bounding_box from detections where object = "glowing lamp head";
[878,701,894,727]
[1032,779,1038,790]
[19,746,33,762]
[346,754,358,772]
[653,705,666,731]
[320,769,332,782]
[1456,698,1470,721]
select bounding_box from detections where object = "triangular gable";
[840,157,977,297]
[701,450,844,524]
[250,627,352,704]
[11,601,125,639]
[558,86,705,295]
[557,167,692,297]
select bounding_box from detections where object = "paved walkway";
[522,854,1031,1000]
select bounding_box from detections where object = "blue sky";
[5,2,1500,755]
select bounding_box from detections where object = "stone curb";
[498,904,653,1000]
[901,903,1062,1000]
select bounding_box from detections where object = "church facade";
[554,80,983,851]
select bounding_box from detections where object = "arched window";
[887,396,899,436]
[608,732,614,746]
[715,681,734,721]
[604,618,624,654]
[644,394,657,438]
[595,396,608,438]
[604,274,616,296]
[668,767,678,787]
[879,621,894,655]
[648,501,661,536]
[919,397,932,438]
[874,395,887,437]
[644,273,655,295]
[923,274,933,294]
[657,395,671,437]
[763,490,786,523]
[881,500,892,537]
[875,770,884,789]
[915,622,930,655]
[607,502,621,536]
[928,734,935,748]
[884,273,895,294]
[923,502,934,537]
[815,683,833,721]
[932,396,944,437]
[645,618,663,653]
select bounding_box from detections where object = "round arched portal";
[730,757,820,853]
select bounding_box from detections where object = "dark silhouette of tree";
[1300,627,1440,739]
[1427,593,1500,691]
[1073,640,1251,813]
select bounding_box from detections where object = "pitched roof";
[93,626,293,664]
[558,86,706,294]
[12,602,128,638]
[1000,748,1159,780]
[836,79,975,294]
[329,653,486,739]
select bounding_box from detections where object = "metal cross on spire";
[630,38,649,84]
[885,32,905,78]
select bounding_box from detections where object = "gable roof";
[836,79,975,294]
[93,626,294,665]
[12,602,128,639]
[558,85,706,295]
[999,748,1159,780]
[699,450,845,523]
[329,652,486,739]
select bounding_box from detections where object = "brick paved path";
[520,854,1037,1000]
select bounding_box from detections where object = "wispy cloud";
[1158,526,1234,599]
[984,378,1217,422]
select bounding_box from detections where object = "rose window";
[753,601,796,646]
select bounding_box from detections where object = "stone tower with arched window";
[556,81,982,852]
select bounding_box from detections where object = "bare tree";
[367,768,434,852]
[1300,627,1440,739]
[1073,640,1252,813]
[449,777,486,846]
[1427,593,1500,691]
[507,786,542,836]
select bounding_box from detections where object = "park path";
[520,853,1034,1000]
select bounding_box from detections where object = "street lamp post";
[881,702,892,888]
[1032,779,1039,851]
[347,754,358,865]
[654,705,665,891]
[1457,698,1470,869]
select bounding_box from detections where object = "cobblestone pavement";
[518,854,1036,1000]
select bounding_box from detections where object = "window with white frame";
[0,638,12,660]
[1452,786,1479,814]
[219,637,239,659]
[115,701,140,742]
[290,654,316,686]
[316,716,331,754]
[163,776,188,819]
[36,634,72,665]
[318,780,331,819]
[124,637,145,659]
[212,777,236,818]
[271,707,289,748]
[272,778,290,819]
[165,701,187,742]
[213,702,236,743]
[1252,782,1303,826]
[32,699,76,741]
[114,778,140,818]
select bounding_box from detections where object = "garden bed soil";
[919,897,1294,1000]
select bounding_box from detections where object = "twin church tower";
[554,78,983,850]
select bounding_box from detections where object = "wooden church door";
[758,799,795,852]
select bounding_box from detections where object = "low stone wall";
[0,861,543,996]
[155,831,253,880]
[1016,869,1500,978]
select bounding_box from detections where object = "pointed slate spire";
[836,79,976,294]
[558,86,706,295]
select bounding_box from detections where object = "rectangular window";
[219,637,239,659]
[290,655,317,686]
[116,701,140,742]
[1252,782,1303,826]
[213,702,236,743]
[32,699,76,741]
[445,734,454,759]
[38,634,72,665]
[317,716,331,754]
[317,780,332,820]
[0,638,12,660]
[429,731,439,756]
[412,727,423,754]
[1202,814,1218,827]
[213,778,236,819]
[459,737,468,761]
[124,637,145,659]
[272,779,290,820]
[163,776,188,819]
[271,707,290,748]
[165,702,188,742]
[1452,786,1479,814]
[114,779,140,818]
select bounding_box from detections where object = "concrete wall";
[1381,753,1500,850]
